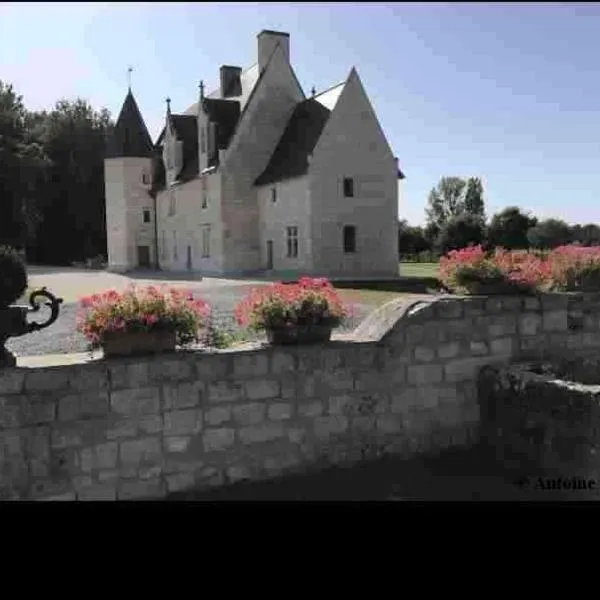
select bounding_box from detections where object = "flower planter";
[101,330,177,358]
[266,324,333,346]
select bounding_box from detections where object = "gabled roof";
[254,97,331,186]
[201,98,241,149]
[169,114,198,181]
[106,90,153,158]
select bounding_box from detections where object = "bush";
[76,285,211,351]
[0,245,28,308]
[235,277,349,332]
[546,245,600,291]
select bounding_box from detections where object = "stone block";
[490,337,515,357]
[79,442,118,472]
[40,493,76,501]
[524,297,541,311]
[20,397,56,426]
[402,410,437,437]
[163,382,204,410]
[318,370,354,393]
[119,437,161,467]
[407,364,443,385]
[205,406,232,426]
[376,415,404,434]
[354,369,388,391]
[287,428,306,445]
[238,423,285,444]
[314,416,349,440]
[390,389,419,414]
[50,423,83,449]
[166,472,195,493]
[118,479,164,500]
[543,310,568,332]
[68,366,109,392]
[270,350,296,374]
[489,316,517,337]
[139,465,162,480]
[245,379,280,400]
[0,397,23,429]
[298,400,324,417]
[328,394,353,416]
[519,313,542,336]
[78,485,117,501]
[226,465,252,483]
[268,402,293,421]
[233,353,269,378]
[164,436,191,453]
[97,470,119,483]
[58,391,109,421]
[196,355,231,380]
[438,342,461,360]
[105,419,138,440]
[208,381,244,403]
[151,358,193,381]
[414,346,435,362]
[164,409,203,435]
[0,370,24,394]
[203,428,235,451]
[444,357,493,383]
[436,301,463,319]
[232,402,266,425]
[111,387,160,415]
[469,341,488,356]
[110,362,150,389]
[24,369,70,393]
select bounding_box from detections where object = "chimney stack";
[219,66,242,98]
[257,30,290,73]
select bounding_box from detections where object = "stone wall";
[3,293,600,501]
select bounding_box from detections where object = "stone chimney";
[257,30,290,72]
[220,66,242,98]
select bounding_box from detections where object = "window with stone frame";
[173,230,178,261]
[201,176,208,209]
[343,225,356,253]
[201,226,211,258]
[286,226,298,258]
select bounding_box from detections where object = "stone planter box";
[266,324,333,346]
[101,330,177,358]
[464,281,532,295]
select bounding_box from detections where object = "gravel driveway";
[6,286,370,358]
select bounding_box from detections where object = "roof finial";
[199,80,205,101]
[165,97,171,117]
[311,86,316,97]
[127,66,133,91]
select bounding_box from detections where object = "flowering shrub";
[76,285,211,350]
[234,277,349,332]
[546,245,600,291]
[440,244,600,294]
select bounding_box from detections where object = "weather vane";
[127,66,133,90]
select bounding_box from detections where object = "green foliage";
[434,213,486,255]
[488,206,537,249]
[397,219,430,257]
[204,323,253,349]
[0,245,28,308]
[463,177,486,224]
[527,218,572,249]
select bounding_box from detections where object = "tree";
[434,213,486,255]
[488,206,537,249]
[570,223,600,246]
[527,218,572,249]
[425,177,467,230]
[0,81,47,249]
[30,99,113,264]
[398,219,430,256]
[463,177,486,224]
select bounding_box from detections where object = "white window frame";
[201,226,211,258]
[286,226,298,258]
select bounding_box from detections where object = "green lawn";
[399,262,439,278]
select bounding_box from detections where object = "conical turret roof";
[106,90,153,158]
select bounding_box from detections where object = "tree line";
[0,80,114,265]
[399,176,599,261]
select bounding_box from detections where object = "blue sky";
[2,2,600,226]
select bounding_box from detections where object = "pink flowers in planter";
[76,285,211,351]
[234,277,350,333]
[439,244,600,294]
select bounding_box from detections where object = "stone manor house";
[104,29,405,278]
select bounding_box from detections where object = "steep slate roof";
[106,90,154,158]
[254,97,332,186]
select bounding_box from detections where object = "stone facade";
[105,30,403,277]
[4,293,598,500]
